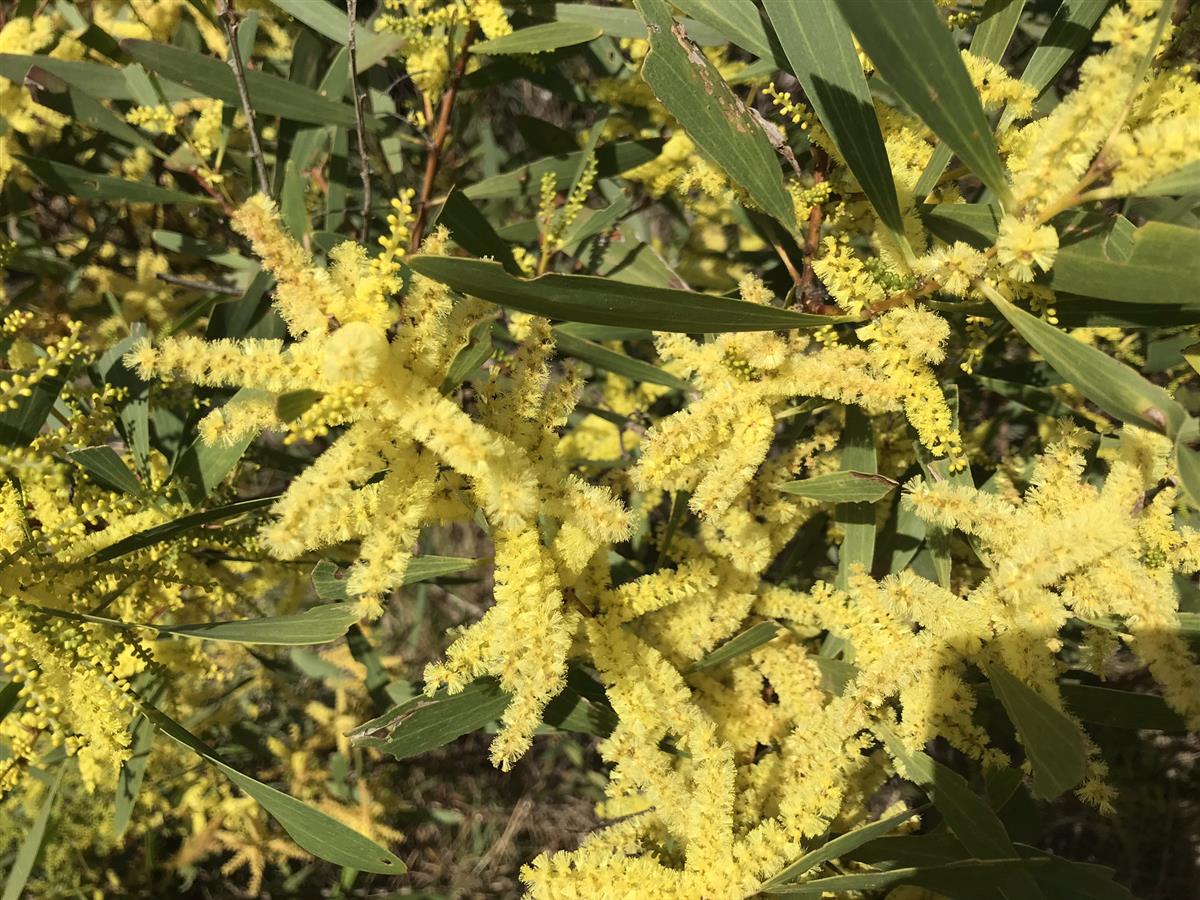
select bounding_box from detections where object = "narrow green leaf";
[172,390,266,505]
[971,0,1025,62]
[17,156,208,205]
[408,257,845,332]
[986,288,1186,436]
[987,662,1087,800]
[123,39,370,129]
[635,0,797,230]
[1175,419,1200,508]
[672,0,779,61]
[267,0,399,70]
[760,804,929,891]
[1058,682,1185,732]
[1049,222,1200,306]
[848,838,1137,900]
[553,330,687,389]
[1019,0,1108,97]
[549,3,727,45]
[312,557,484,600]
[0,54,138,100]
[464,139,663,201]
[68,446,143,495]
[113,710,156,839]
[778,470,898,503]
[763,0,909,252]
[157,604,359,645]
[0,373,64,448]
[915,0,1024,197]
[441,323,495,393]
[2,766,63,900]
[349,677,511,760]
[877,725,1044,900]
[765,854,1129,899]
[836,408,878,588]
[152,230,255,270]
[1138,160,1200,197]
[276,389,324,423]
[436,188,521,275]
[90,496,277,562]
[541,669,619,737]
[24,67,159,154]
[687,621,780,672]
[471,22,602,55]
[835,0,1012,205]
[0,682,20,725]
[141,702,404,874]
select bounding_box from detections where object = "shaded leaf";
[1058,683,1185,731]
[987,662,1087,800]
[276,389,324,423]
[471,22,602,55]
[408,257,843,332]
[1,766,63,900]
[1020,0,1109,97]
[156,604,359,645]
[1139,160,1200,197]
[835,0,1011,204]
[68,446,143,495]
[17,156,207,205]
[437,188,521,275]
[123,39,369,129]
[764,0,908,251]
[687,621,780,672]
[464,139,663,200]
[553,330,687,389]
[312,557,484,600]
[1050,222,1200,306]
[836,408,878,588]
[877,724,1044,899]
[672,0,780,62]
[90,496,277,563]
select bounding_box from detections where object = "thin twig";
[797,146,828,312]
[347,0,372,243]
[410,23,478,252]
[155,273,243,296]
[216,0,270,196]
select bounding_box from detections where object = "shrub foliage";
[1,0,1199,896]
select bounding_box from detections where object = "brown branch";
[796,146,828,312]
[409,24,478,252]
[216,0,270,197]
[155,273,243,296]
[347,0,372,243]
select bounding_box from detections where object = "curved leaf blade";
[141,703,404,874]
[471,22,602,55]
[763,0,907,248]
[408,257,843,332]
[986,289,1186,436]
[835,0,1012,205]
[987,662,1087,800]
